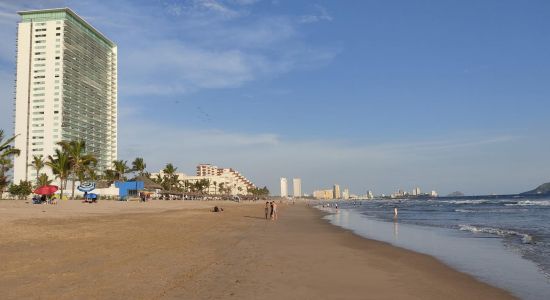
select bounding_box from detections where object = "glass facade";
[19,8,117,172]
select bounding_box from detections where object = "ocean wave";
[505,200,550,207]
[459,225,534,244]
[443,199,491,205]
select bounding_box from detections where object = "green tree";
[131,157,146,177]
[8,180,33,200]
[162,163,178,192]
[58,140,97,199]
[30,155,45,188]
[46,148,71,201]
[0,130,20,197]
[112,160,130,182]
[37,173,52,187]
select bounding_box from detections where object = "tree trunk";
[71,176,76,200]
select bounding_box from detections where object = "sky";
[0,0,549,196]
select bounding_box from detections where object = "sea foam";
[459,225,534,244]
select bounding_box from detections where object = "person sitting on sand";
[212,206,224,213]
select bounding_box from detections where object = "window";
[34,34,46,38]
[33,81,45,85]
[34,57,45,61]
[35,40,45,44]
[34,69,45,73]
[35,46,46,49]
[35,28,46,32]
[32,130,44,133]
[33,87,45,91]
[55,74,59,78]
[56,33,60,36]
[34,52,45,55]
[55,56,60,60]
[56,27,61,30]
[54,111,59,114]
[33,93,45,97]
[34,75,45,79]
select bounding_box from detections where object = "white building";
[292,178,301,198]
[151,164,256,195]
[367,190,374,199]
[280,178,288,197]
[333,184,341,199]
[412,187,421,196]
[13,8,117,184]
[342,188,350,200]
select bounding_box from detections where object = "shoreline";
[0,200,515,299]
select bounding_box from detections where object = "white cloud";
[299,5,333,24]
[117,117,533,195]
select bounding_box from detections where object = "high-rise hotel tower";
[13,8,117,184]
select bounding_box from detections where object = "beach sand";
[0,200,515,299]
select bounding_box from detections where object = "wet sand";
[0,200,515,299]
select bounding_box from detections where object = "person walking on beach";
[272,202,278,220]
[265,202,270,219]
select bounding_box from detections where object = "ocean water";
[318,196,550,299]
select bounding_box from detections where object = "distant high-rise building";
[280,178,288,197]
[13,8,117,184]
[342,188,350,200]
[293,178,302,198]
[431,190,438,197]
[367,190,374,199]
[412,187,421,196]
[333,184,341,199]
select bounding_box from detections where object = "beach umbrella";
[77,182,96,192]
[34,185,58,195]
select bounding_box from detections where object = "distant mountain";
[447,191,465,197]
[522,182,550,195]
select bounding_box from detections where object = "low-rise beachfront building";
[313,189,333,200]
[13,8,117,185]
[151,164,256,195]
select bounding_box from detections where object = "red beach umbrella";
[33,185,59,195]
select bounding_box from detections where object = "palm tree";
[112,160,130,182]
[131,157,146,177]
[30,155,45,187]
[46,148,71,200]
[37,173,52,186]
[58,140,97,199]
[0,130,20,196]
[162,163,178,192]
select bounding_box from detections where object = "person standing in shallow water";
[265,202,270,219]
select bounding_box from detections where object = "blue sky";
[1,0,549,195]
